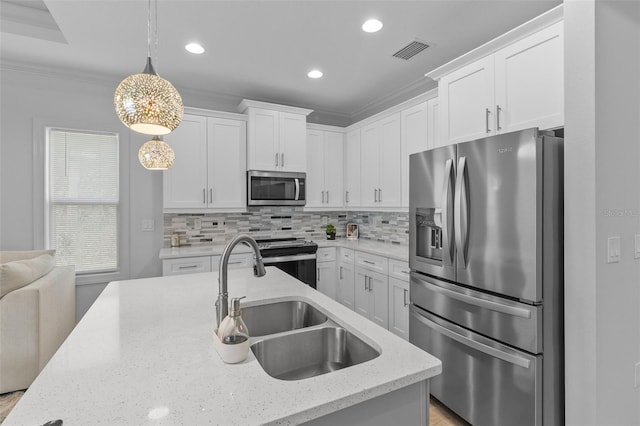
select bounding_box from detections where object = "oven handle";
[294,178,300,201]
[262,254,316,264]
[410,306,531,369]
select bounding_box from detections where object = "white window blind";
[46,128,119,274]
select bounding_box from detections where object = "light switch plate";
[635,234,640,259]
[141,219,155,232]
[607,236,621,264]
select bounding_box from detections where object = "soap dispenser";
[216,296,250,364]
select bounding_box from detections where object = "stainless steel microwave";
[247,170,306,206]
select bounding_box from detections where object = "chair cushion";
[0,250,55,264]
[0,254,55,298]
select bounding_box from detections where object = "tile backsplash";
[164,208,409,247]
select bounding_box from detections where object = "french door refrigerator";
[408,128,563,426]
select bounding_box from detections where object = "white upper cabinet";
[493,21,564,133]
[163,114,246,210]
[344,129,361,208]
[239,100,312,173]
[401,100,434,208]
[306,128,344,208]
[433,15,564,145]
[360,113,402,208]
[439,56,495,144]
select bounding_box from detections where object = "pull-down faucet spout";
[216,234,266,328]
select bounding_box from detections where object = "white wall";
[564,1,640,425]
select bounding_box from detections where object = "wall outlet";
[635,234,640,259]
[218,217,225,228]
[607,236,621,263]
[635,362,640,388]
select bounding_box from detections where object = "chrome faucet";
[216,234,266,328]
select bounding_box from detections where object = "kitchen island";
[5,267,441,425]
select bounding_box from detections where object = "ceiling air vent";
[392,40,429,60]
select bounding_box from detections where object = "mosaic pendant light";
[138,136,175,170]
[114,0,183,136]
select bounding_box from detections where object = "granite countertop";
[160,238,409,263]
[5,267,440,425]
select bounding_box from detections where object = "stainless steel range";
[256,238,318,288]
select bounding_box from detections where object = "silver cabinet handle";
[209,188,213,204]
[364,276,369,291]
[496,105,502,131]
[409,307,531,369]
[281,153,285,168]
[339,266,343,280]
[321,190,325,203]
[317,268,320,282]
[203,188,206,204]
[378,188,382,202]
[326,191,329,204]
[178,265,198,270]
[369,276,373,292]
[363,260,375,265]
[485,108,491,133]
[403,289,409,307]
[374,189,378,202]
[346,190,349,204]
[275,152,279,168]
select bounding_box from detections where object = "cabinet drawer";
[211,253,254,271]
[355,251,388,275]
[317,247,336,262]
[338,247,355,264]
[388,259,410,282]
[162,256,212,276]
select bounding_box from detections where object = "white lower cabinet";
[354,268,388,329]
[162,256,212,276]
[162,253,253,277]
[316,247,337,299]
[337,248,356,309]
[388,277,410,340]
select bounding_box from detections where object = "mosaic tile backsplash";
[164,207,409,247]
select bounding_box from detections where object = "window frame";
[45,127,121,275]
[33,118,130,286]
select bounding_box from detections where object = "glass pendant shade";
[138,136,175,170]
[115,58,184,136]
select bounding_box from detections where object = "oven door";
[263,254,317,288]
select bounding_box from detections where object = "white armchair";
[0,250,76,393]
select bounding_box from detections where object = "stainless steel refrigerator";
[408,127,563,426]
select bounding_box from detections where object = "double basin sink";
[242,300,380,381]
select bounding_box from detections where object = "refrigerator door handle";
[413,277,532,319]
[441,159,455,266]
[410,307,531,369]
[455,156,470,267]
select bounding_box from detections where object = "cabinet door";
[379,113,402,207]
[494,21,564,133]
[279,112,307,172]
[360,122,379,207]
[247,108,279,171]
[427,97,440,148]
[344,129,361,207]
[207,118,246,209]
[317,261,336,300]
[306,129,325,207]
[439,56,495,144]
[163,114,208,208]
[388,277,410,340]
[354,268,371,319]
[337,261,355,310]
[323,131,344,208]
[369,271,389,329]
[401,104,429,207]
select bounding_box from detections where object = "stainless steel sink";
[242,300,328,337]
[251,327,380,380]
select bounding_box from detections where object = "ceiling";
[0,0,561,126]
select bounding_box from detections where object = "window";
[46,128,119,274]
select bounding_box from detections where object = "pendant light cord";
[146,0,151,59]
[154,0,158,68]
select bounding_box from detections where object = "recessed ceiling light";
[307,70,323,79]
[185,43,205,54]
[362,19,383,33]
